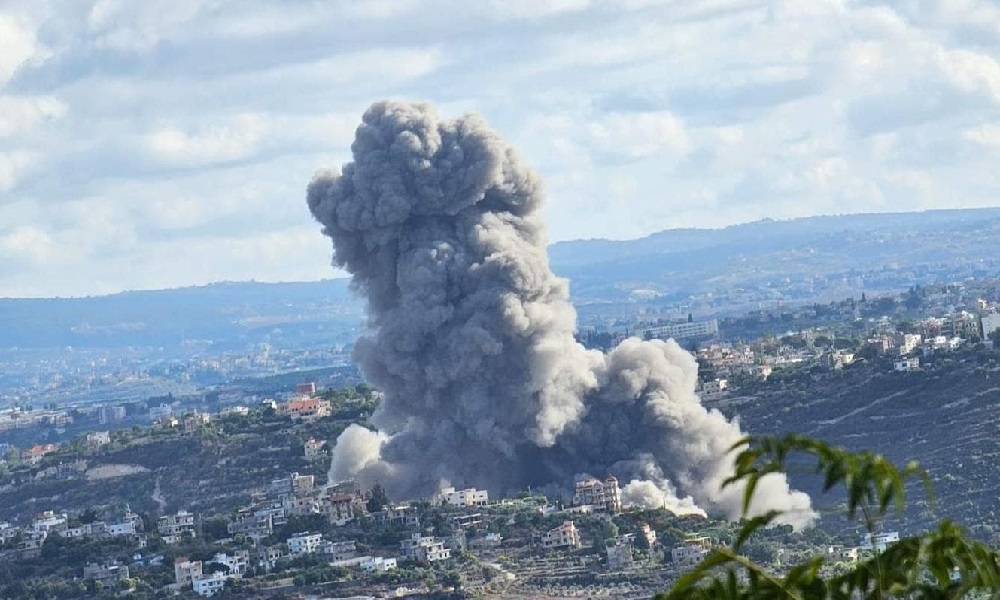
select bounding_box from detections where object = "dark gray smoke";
[308,101,814,527]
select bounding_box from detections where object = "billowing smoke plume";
[308,101,815,527]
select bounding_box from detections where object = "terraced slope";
[709,355,1000,537]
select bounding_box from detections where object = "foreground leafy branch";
[659,434,1000,599]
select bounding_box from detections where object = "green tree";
[660,434,1000,599]
[367,482,389,513]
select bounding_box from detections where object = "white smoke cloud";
[310,101,816,528]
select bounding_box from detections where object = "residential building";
[469,532,503,550]
[285,495,319,517]
[896,333,923,356]
[452,513,483,529]
[304,438,325,461]
[282,396,331,420]
[98,405,126,424]
[322,492,358,526]
[573,476,622,514]
[362,557,397,572]
[193,572,227,597]
[373,504,420,528]
[220,405,249,417]
[255,545,287,572]
[639,523,657,548]
[894,357,920,372]
[606,536,634,569]
[541,521,580,550]
[183,411,211,433]
[440,486,489,507]
[319,540,357,562]
[227,510,274,541]
[22,443,58,465]
[174,557,203,586]
[983,313,1000,339]
[149,404,172,422]
[400,533,452,564]
[32,510,67,535]
[157,510,196,543]
[672,537,712,563]
[860,531,900,552]
[209,551,249,577]
[287,532,323,555]
[271,472,314,500]
[83,562,130,586]
[86,431,111,447]
[698,378,728,398]
[106,508,143,538]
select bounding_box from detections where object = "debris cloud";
[308,101,814,527]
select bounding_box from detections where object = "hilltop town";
[2,278,1000,598]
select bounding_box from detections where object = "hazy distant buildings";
[644,319,719,342]
[983,313,1000,339]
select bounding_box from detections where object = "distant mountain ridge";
[547,207,1000,304]
[3,208,1000,349]
[0,279,360,350]
[548,208,1000,267]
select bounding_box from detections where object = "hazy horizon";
[4,205,997,300]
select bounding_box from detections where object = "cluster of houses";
[0,506,147,560]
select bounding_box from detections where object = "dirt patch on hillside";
[86,464,150,480]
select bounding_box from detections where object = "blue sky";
[2,0,1000,297]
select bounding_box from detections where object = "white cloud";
[3,0,1000,296]
[0,225,55,264]
[0,13,39,85]
[0,95,67,138]
[144,113,269,168]
[0,151,37,191]
[964,123,1000,147]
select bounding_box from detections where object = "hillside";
[707,348,1000,539]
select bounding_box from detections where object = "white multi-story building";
[287,532,323,555]
[896,333,923,356]
[671,537,712,563]
[542,521,580,549]
[362,557,397,572]
[193,572,227,597]
[32,511,67,535]
[400,533,452,564]
[210,551,249,577]
[645,319,719,341]
[860,531,900,552]
[440,487,489,507]
[573,476,622,514]
[698,378,728,398]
